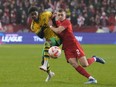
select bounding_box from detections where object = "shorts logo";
[76,49,80,55]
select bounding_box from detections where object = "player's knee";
[81,63,89,67]
[79,56,89,67]
[45,41,51,47]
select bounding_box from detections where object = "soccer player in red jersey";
[49,9,106,84]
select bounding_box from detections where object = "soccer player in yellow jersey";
[28,6,62,82]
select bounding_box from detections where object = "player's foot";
[85,78,97,84]
[45,71,55,82]
[40,65,47,71]
[93,56,106,64]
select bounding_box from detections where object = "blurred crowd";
[0,0,116,33]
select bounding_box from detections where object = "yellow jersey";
[30,11,59,41]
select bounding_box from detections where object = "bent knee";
[81,64,89,67]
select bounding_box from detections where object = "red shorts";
[64,47,85,62]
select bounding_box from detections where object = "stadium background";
[0,0,116,44]
[0,0,116,33]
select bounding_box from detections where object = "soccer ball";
[48,46,61,58]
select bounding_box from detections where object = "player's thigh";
[64,49,76,61]
[68,58,80,68]
[79,56,89,67]
[64,49,79,67]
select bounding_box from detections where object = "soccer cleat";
[85,78,97,84]
[45,71,55,82]
[39,65,47,71]
[93,56,106,64]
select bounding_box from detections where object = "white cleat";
[85,78,97,84]
[45,71,55,82]
[39,65,47,71]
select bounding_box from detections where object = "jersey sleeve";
[42,11,52,24]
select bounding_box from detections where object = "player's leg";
[75,41,105,66]
[45,37,61,82]
[40,41,55,81]
[92,56,106,64]
[65,50,91,78]
[45,38,61,82]
[79,56,105,67]
[78,56,105,84]
[45,66,55,82]
[40,41,51,71]
[67,57,97,84]
[40,37,59,70]
[65,49,97,84]
[76,44,105,66]
[78,55,105,84]
[40,58,55,82]
[44,38,60,82]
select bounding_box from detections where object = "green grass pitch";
[0,44,116,87]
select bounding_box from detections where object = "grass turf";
[0,44,116,87]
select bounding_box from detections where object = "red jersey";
[56,19,81,50]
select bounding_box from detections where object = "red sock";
[75,66,90,78]
[87,57,95,66]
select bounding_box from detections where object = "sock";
[42,41,51,67]
[75,66,90,78]
[47,66,50,74]
[87,57,95,66]
[43,58,48,67]
[88,76,95,80]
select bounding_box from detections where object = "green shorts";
[49,37,62,46]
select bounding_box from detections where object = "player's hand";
[48,20,53,27]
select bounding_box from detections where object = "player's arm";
[36,26,47,38]
[48,19,70,34]
[49,25,65,34]
[31,21,46,39]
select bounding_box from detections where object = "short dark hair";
[57,8,65,13]
[28,6,38,15]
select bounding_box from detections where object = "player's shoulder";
[41,11,52,16]
[64,19,71,24]
[65,19,71,22]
